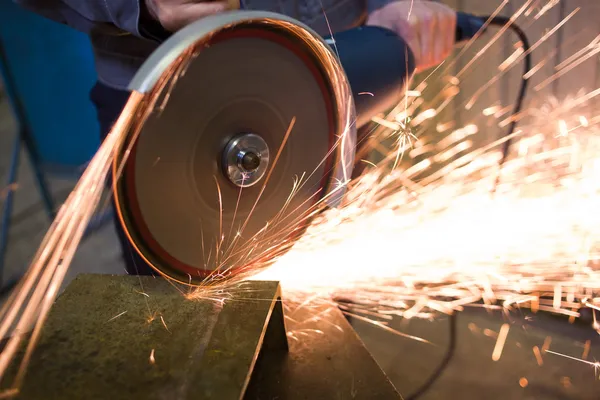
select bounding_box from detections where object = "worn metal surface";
[352,308,600,400]
[245,303,401,399]
[6,275,286,400]
[6,274,399,400]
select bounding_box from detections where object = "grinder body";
[325,26,416,128]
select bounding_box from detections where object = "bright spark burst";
[1,0,600,394]
[252,89,600,323]
[240,6,600,329]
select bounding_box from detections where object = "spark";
[411,108,437,126]
[483,105,501,116]
[499,47,524,72]
[372,116,402,131]
[492,323,510,361]
[457,0,532,78]
[546,350,600,372]
[466,7,579,110]
[106,311,127,323]
[535,33,600,91]
[534,0,560,19]
[344,312,430,344]
[436,121,455,133]
[160,315,171,333]
[553,284,562,308]
[468,322,480,334]
[246,87,600,330]
[582,340,591,360]
[557,120,568,138]
[0,91,146,391]
[519,377,528,388]
[561,376,572,389]
[533,346,544,366]
[542,336,552,353]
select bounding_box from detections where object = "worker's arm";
[12,0,226,39]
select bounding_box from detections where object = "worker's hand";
[144,0,230,32]
[366,1,456,72]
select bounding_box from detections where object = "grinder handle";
[455,12,486,43]
[324,26,415,129]
[323,12,486,129]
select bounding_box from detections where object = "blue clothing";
[14,0,391,90]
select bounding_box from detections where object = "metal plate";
[114,13,357,283]
[3,275,286,400]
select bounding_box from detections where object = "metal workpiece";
[4,274,400,399]
[246,303,402,399]
[4,275,287,400]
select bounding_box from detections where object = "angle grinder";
[112,10,486,284]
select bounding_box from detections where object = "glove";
[366,0,457,72]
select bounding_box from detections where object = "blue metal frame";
[0,37,57,283]
[0,34,111,288]
[0,137,22,283]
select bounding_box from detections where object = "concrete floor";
[1,92,600,399]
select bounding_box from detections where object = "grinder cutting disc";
[113,11,356,284]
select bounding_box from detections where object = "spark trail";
[249,2,600,324]
[253,90,600,322]
[1,0,600,394]
[0,92,144,389]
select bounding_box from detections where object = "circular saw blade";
[113,12,356,284]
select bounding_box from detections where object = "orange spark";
[533,346,544,366]
[519,377,529,388]
[492,323,510,361]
